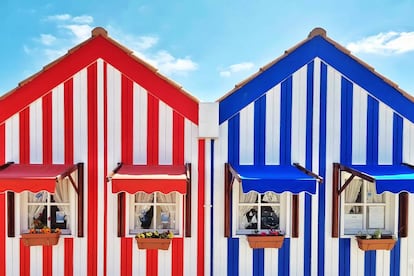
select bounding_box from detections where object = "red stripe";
[20,239,30,276]
[197,140,205,276]
[0,124,5,276]
[64,79,74,165]
[121,75,133,164]
[103,62,108,276]
[172,238,184,276]
[42,246,53,276]
[173,112,184,165]
[19,107,30,164]
[87,63,98,276]
[146,249,158,276]
[42,93,53,164]
[64,238,74,276]
[147,94,159,165]
[120,237,132,276]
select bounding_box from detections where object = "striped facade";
[213,30,414,276]
[0,29,206,276]
[2,27,414,275]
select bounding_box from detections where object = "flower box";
[356,236,396,251]
[136,238,171,250]
[247,235,284,249]
[21,232,61,247]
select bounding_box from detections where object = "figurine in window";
[261,206,279,229]
[244,208,258,229]
[140,206,153,229]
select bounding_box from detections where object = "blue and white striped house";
[208,28,414,276]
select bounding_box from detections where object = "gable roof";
[218,27,414,124]
[0,27,199,124]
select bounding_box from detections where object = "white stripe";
[5,114,19,163]
[378,102,393,165]
[29,99,43,164]
[352,85,367,164]
[158,101,173,165]
[264,248,278,275]
[133,83,147,165]
[265,84,281,165]
[52,83,65,164]
[239,238,253,276]
[239,102,254,165]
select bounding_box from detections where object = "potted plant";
[21,227,61,246]
[246,229,285,249]
[355,230,397,251]
[135,230,174,250]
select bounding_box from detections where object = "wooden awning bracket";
[293,163,324,183]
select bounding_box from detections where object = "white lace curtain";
[28,191,48,227]
[345,178,362,213]
[54,178,71,228]
[157,192,176,228]
[239,191,258,229]
[135,192,154,229]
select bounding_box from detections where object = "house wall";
[0,59,205,276]
[213,57,414,275]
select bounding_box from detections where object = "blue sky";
[1,1,414,101]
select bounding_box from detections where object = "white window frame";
[340,173,398,237]
[232,180,289,237]
[20,183,76,236]
[128,191,183,236]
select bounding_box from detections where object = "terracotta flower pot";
[21,232,61,247]
[246,235,284,249]
[136,238,172,250]
[356,236,396,251]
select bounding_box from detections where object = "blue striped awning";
[230,165,320,194]
[345,164,414,194]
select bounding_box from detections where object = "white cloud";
[46,14,71,21]
[148,51,198,75]
[61,24,93,43]
[39,34,56,46]
[72,15,93,24]
[220,62,254,77]
[347,31,414,55]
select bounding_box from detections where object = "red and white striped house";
[0,27,210,276]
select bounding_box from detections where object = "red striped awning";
[110,164,188,194]
[0,163,78,193]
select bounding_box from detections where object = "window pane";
[239,191,258,203]
[135,205,154,230]
[135,192,154,203]
[28,206,46,229]
[366,182,384,203]
[239,206,258,230]
[51,205,69,229]
[260,206,280,229]
[28,192,48,203]
[344,205,363,214]
[156,205,176,230]
[345,179,362,203]
[156,192,176,203]
[262,192,279,203]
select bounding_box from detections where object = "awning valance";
[338,163,414,194]
[0,163,79,193]
[228,163,322,194]
[110,164,190,194]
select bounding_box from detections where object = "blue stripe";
[390,238,401,276]
[340,77,353,164]
[280,77,293,165]
[304,62,314,276]
[393,114,403,164]
[253,249,264,276]
[219,36,414,126]
[366,96,379,165]
[254,96,266,165]
[317,62,327,276]
[364,251,377,276]
[210,140,215,276]
[227,238,240,276]
[278,237,290,276]
[227,115,240,275]
[339,238,351,276]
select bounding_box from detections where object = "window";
[340,175,397,236]
[20,179,77,235]
[129,191,182,235]
[233,180,287,235]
